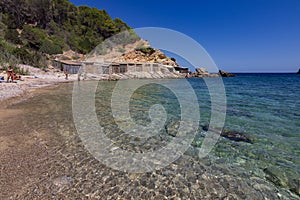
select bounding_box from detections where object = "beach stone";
[52,176,74,188]
[165,120,180,137]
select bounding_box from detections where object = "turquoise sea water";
[93,73,299,196]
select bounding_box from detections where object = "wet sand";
[0,83,298,199]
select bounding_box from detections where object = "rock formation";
[297,68,300,74]
[87,40,178,66]
[219,70,236,77]
[116,47,178,66]
[189,68,219,78]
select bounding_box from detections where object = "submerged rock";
[263,167,300,196]
[289,179,300,196]
[221,130,253,143]
[219,70,236,77]
[201,125,253,143]
[263,168,284,187]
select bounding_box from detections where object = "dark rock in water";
[221,130,252,143]
[202,124,209,131]
[289,178,300,196]
[263,168,283,187]
[201,124,221,133]
[165,120,180,137]
[219,70,236,77]
[263,167,300,197]
[297,69,300,74]
[201,124,252,143]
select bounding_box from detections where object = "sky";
[70,0,300,72]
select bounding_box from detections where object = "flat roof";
[56,60,82,66]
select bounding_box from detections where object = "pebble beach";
[0,65,77,104]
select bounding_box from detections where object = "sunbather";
[7,66,13,82]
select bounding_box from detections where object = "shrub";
[117,47,126,53]
[135,46,155,54]
[5,29,22,44]
[12,48,32,64]
[40,39,63,55]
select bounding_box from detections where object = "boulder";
[219,70,236,77]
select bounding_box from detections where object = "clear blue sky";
[70,0,300,72]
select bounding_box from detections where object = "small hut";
[53,60,82,74]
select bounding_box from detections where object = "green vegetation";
[135,46,155,55]
[0,0,139,68]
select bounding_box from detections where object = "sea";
[4,73,300,199]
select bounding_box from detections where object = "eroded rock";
[219,70,236,77]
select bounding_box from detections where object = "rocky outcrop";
[196,68,209,75]
[87,40,178,66]
[83,70,181,81]
[219,70,236,77]
[115,46,178,66]
[297,69,300,74]
[189,68,219,78]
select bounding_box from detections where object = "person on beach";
[64,69,69,80]
[7,66,13,83]
[13,73,22,80]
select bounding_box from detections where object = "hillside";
[0,0,139,68]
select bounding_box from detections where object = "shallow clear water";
[216,74,299,174]
[93,74,299,194]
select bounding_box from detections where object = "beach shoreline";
[0,75,76,108]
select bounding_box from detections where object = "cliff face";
[115,41,178,66]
